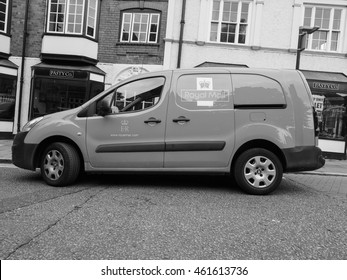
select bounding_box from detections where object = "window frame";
[0,72,17,122]
[303,5,345,52]
[85,0,97,38]
[209,0,252,45]
[120,11,161,44]
[46,0,99,39]
[0,0,10,34]
[97,77,165,116]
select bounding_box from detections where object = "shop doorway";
[31,78,87,119]
[0,73,17,121]
[30,70,104,120]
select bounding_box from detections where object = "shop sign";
[312,95,324,112]
[49,70,74,79]
[313,82,339,90]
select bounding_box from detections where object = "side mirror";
[98,99,112,117]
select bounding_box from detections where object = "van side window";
[99,77,165,114]
[176,74,232,111]
[232,74,286,107]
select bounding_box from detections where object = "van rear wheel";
[40,142,80,187]
[233,148,283,195]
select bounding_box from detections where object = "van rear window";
[232,74,286,108]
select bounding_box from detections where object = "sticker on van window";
[197,100,214,107]
[197,77,213,90]
[180,90,229,104]
[176,74,232,111]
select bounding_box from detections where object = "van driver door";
[85,73,171,169]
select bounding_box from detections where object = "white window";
[86,0,97,38]
[66,0,84,34]
[120,12,160,43]
[0,0,9,33]
[303,6,344,52]
[210,0,251,44]
[47,0,98,38]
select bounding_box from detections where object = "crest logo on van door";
[110,120,139,137]
[197,78,213,90]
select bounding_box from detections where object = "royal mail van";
[12,68,325,195]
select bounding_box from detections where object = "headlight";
[22,117,44,132]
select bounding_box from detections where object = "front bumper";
[12,131,38,171]
[283,146,325,172]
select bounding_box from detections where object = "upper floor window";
[120,12,160,43]
[210,0,251,44]
[303,6,344,52]
[47,0,98,39]
[0,0,9,33]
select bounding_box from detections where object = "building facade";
[0,0,168,137]
[164,0,347,158]
[1,0,347,158]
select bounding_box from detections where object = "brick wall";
[9,0,168,64]
[11,0,45,58]
[98,0,168,65]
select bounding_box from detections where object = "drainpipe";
[17,0,30,132]
[176,0,186,68]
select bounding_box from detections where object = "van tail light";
[313,106,319,135]
[313,106,319,145]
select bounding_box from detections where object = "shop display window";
[31,77,103,119]
[0,74,16,121]
[314,94,346,140]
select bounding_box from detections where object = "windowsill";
[203,41,251,49]
[42,33,98,43]
[318,136,346,141]
[116,42,160,47]
[0,32,11,38]
[0,119,14,122]
[207,41,248,46]
[302,49,346,57]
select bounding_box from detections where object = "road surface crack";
[0,187,92,214]
[3,187,108,259]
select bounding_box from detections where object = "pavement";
[1,139,347,196]
[0,139,12,163]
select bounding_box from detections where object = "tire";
[40,142,80,187]
[233,148,283,195]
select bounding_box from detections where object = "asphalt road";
[0,165,346,260]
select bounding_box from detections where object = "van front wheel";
[233,148,283,195]
[40,142,80,187]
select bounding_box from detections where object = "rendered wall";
[164,0,347,75]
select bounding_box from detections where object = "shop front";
[0,59,18,138]
[30,63,105,120]
[302,70,347,159]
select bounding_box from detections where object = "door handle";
[173,116,190,124]
[144,117,161,125]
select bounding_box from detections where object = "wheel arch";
[231,139,287,172]
[34,136,84,171]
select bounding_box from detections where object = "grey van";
[12,68,325,195]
